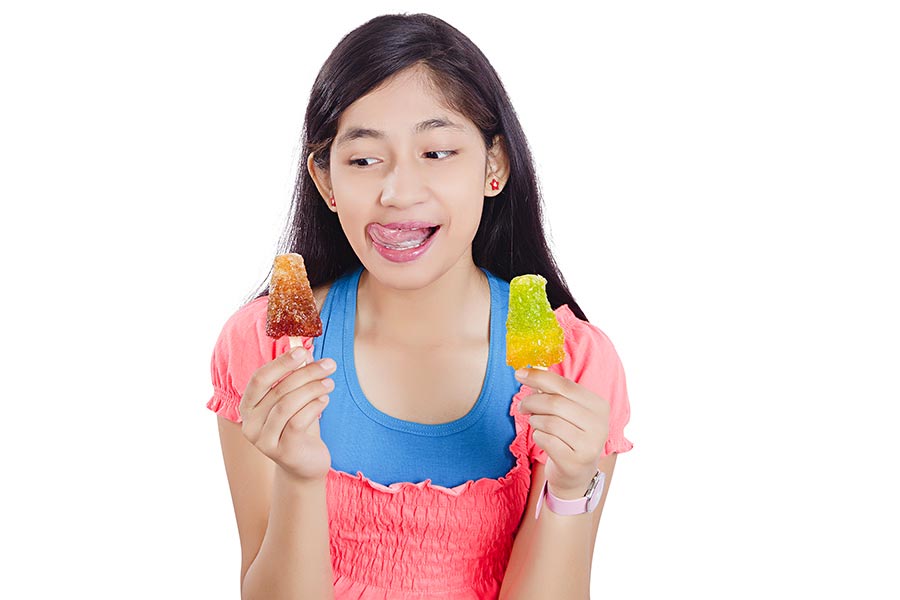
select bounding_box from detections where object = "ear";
[484,135,510,197]
[307,152,336,212]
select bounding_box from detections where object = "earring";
[490,178,500,191]
[329,195,336,207]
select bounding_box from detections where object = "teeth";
[382,237,427,250]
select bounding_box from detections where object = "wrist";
[275,467,327,495]
[547,478,595,500]
[535,470,606,519]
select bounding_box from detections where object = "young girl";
[207,13,632,599]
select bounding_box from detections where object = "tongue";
[369,224,432,245]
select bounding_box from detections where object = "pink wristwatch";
[535,470,606,519]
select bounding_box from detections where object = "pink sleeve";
[206,297,308,423]
[528,305,634,465]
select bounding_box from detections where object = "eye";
[424,150,457,159]
[349,157,379,167]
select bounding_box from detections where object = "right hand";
[239,345,336,483]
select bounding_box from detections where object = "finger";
[241,345,311,413]
[255,357,336,418]
[532,429,577,465]
[518,392,592,433]
[278,396,330,445]
[529,414,584,453]
[257,379,334,450]
[515,367,596,410]
[514,366,573,397]
[257,395,324,454]
[249,374,334,443]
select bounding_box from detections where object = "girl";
[208,13,633,600]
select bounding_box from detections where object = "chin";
[360,257,444,291]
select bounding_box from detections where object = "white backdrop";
[1,1,897,598]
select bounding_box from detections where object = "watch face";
[587,472,606,511]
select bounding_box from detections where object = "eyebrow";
[334,118,467,148]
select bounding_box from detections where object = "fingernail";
[322,378,335,390]
[320,358,336,371]
[515,369,528,380]
[291,346,307,362]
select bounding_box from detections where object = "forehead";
[334,67,477,147]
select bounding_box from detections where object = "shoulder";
[550,305,628,410]
[217,280,332,354]
[210,285,331,397]
[218,296,271,355]
[222,282,331,341]
[209,297,278,399]
[553,304,621,363]
[551,304,634,455]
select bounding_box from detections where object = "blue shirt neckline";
[340,265,503,436]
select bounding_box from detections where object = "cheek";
[331,199,363,244]
[429,166,486,235]
[444,196,485,241]
[432,159,488,199]
[332,170,375,198]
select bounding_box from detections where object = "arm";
[216,416,335,600]
[500,453,617,599]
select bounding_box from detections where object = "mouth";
[367,222,441,251]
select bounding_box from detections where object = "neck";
[356,257,490,346]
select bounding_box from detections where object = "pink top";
[208,296,633,599]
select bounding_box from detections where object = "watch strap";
[535,469,606,519]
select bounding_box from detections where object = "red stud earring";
[490,179,499,191]
[329,195,336,207]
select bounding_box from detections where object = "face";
[308,65,507,291]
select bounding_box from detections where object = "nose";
[379,156,428,209]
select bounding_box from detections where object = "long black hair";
[245,13,588,322]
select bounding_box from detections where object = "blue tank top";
[312,266,520,488]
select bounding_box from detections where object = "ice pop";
[506,274,565,370]
[265,253,322,349]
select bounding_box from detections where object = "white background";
[1,1,897,598]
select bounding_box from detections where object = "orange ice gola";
[506,274,565,370]
[265,253,323,349]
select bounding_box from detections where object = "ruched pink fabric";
[207,296,632,599]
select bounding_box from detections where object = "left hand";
[516,367,610,499]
